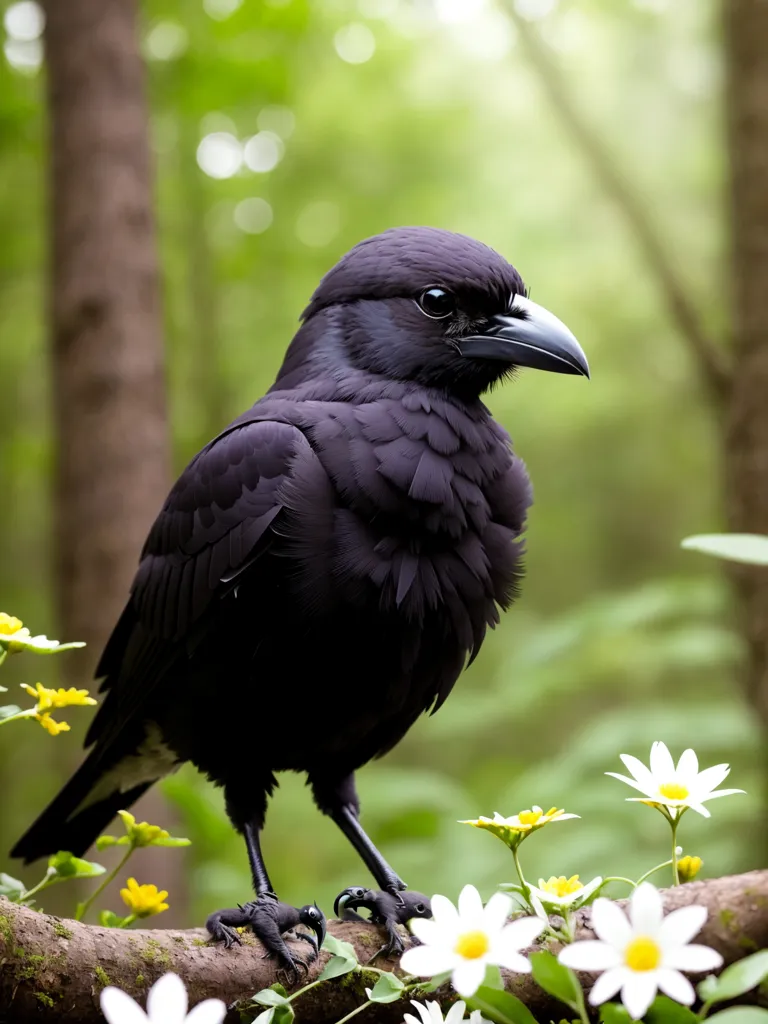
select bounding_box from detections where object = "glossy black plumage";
[12,226,587,964]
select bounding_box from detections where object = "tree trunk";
[723,0,768,728]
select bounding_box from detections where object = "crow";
[12,227,588,970]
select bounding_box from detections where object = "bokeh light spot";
[3,37,42,74]
[295,201,341,248]
[196,133,243,179]
[243,132,283,174]
[3,1,44,42]
[144,22,188,61]
[358,0,399,18]
[203,0,243,20]
[234,198,274,235]
[513,0,558,20]
[434,0,485,25]
[334,23,376,64]
[257,106,296,140]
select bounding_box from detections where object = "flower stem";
[19,867,57,903]
[0,708,37,726]
[335,1001,372,1024]
[512,845,528,894]
[634,859,674,887]
[670,816,680,885]
[598,876,637,892]
[75,845,135,922]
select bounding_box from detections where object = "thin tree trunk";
[40,0,183,923]
[723,0,768,728]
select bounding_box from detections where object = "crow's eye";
[415,903,426,914]
[418,287,455,319]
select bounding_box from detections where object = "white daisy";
[558,882,723,1020]
[400,884,544,997]
[527,874,603,912]
[606,741,744,818]
[404,999,487,1024]
[100,973,225,1024]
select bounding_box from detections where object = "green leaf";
[0,704,23,719]
[484,965,504,990]
[415,971,452,993]
[598,1005,632,1024]
[47,850,106,881]
[272,1006,295,1024]
[367,972,405,1003]
[701,951,768,1004]
[98,909,126,928]
[0,871,25,899]
[645,995,700,1024]
[530,951,583,1010]
[681,534,768,566]
[706,1011,768,1024]
[95,835,120,851]
[697,976,719,1002]
[317,954,357,981]
[322,933,359,962]
[152,836,192,846]
[466,985,539,1024]
[251,989,290,1007]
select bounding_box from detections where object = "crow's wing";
[86,417,319,747]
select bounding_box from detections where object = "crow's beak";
[311,903,327,949]
[334,886,371,918]
[458,295,590,378]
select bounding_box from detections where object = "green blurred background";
[0,0,757,927]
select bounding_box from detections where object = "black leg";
[244,820,275,896]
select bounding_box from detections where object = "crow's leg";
[311,774,432,957]
[207,783,325,978]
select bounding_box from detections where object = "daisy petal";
[629,883,664,935]
[605,772,654,797]
[656,968,695,1006]
[587,966,628,1006]
[701,788,745,800]
[401,944,457,977]
[427,1001,445,1024]
[659,905,707,948]
[591,897,633,947]
[676,748,698,779]
[483,891,513,932]
[650,741,675,780]
[559,941,622,972]
[185,999,227,1024]
[100,988,149,1024]
[692,763,730,792]
[444,1001,468,1024]
[686,801,711,817]
[147,975,187,1024]
[664,944,724,973]
[431,894,460,929]
[621,971,659,1020]
[619,755,658,791]
[404,1014,422,1024]
[458,885,484,924]
[493,949,533,974]
[498,916,544,950]
[409,917,443,946]
[452,958,487,998]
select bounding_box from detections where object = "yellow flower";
[35,712,71,736]
[120,878,170,918]
[459,806,579,849]
[541,875,583,898]
[22,682,97,712]
[677,855,703,883]
[0,613,24,636]
[97,810,190,850]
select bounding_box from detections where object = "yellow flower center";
[455,930,490,959]
[625,936,661,972]
[659,782,689,801]
[0,613,23,636]
[517,809,543,826]
[541,875,583,898]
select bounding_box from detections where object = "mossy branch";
[0,871,766,1023]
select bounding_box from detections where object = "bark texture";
[41,0,170,672]
[723,0,768,727]
[0,871,766,1024]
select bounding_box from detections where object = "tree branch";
[0,871,766,1023]
[505,5,732,402]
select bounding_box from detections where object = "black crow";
[12,227,588,969]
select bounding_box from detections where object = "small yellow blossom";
[459,806,579,849]
[0,613,24,636]
[120,878,170,918]
[35,712,71,736]
[22,682,97,712]
[677,855,703,883]
[0,617,85,655]
[97,810,190,850]
[541,875,583,898]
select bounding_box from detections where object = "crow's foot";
[206,895,326,982]
[333,887,432,960]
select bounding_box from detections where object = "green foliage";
[645,996,700,1024]
[466,985,538,1024]
[529,952,585,1016]
[366,973,405,1003]
[698,951,768,1006]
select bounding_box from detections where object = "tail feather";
[11,748,154,864]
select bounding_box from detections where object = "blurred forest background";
[0,0,764,929]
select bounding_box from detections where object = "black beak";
[334,886,372,918]
[311,904,327,949]
[458,295,590,378]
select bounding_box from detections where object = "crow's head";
[287,226,588,398]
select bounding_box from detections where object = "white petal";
[404,1013,422,1024]
[559,941,622,972]
[629,884,663,936]
[427,1000,445,1024]
[619,755,657,791]
[444,1001,467,1024]
[575,877,604,903]
[452,958,487,998]
[591,898,633,947]
[147,974,187,1024]
[100,987,149,1024]
[469,1012,485,1024]
[700,788,745,801]
[650,741,675,780]
[431,894,461,930]
[656,968,695,1005]
[408,1003,432,1024]
[409,918,444,946]
[621,971,659,1020]
[676,748,698,780]
[458,885,484,924]
[185,999,227,1024]
[692,763,730,793]
[483,892,513,933]
[587,967,628,1006]
[664,945,723,973]
[659,905,707,949]
[401,944,457,977]
[492,950,533,974]
[605,772,654,797]
[685,801,711,818]
[497,916,544,951]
